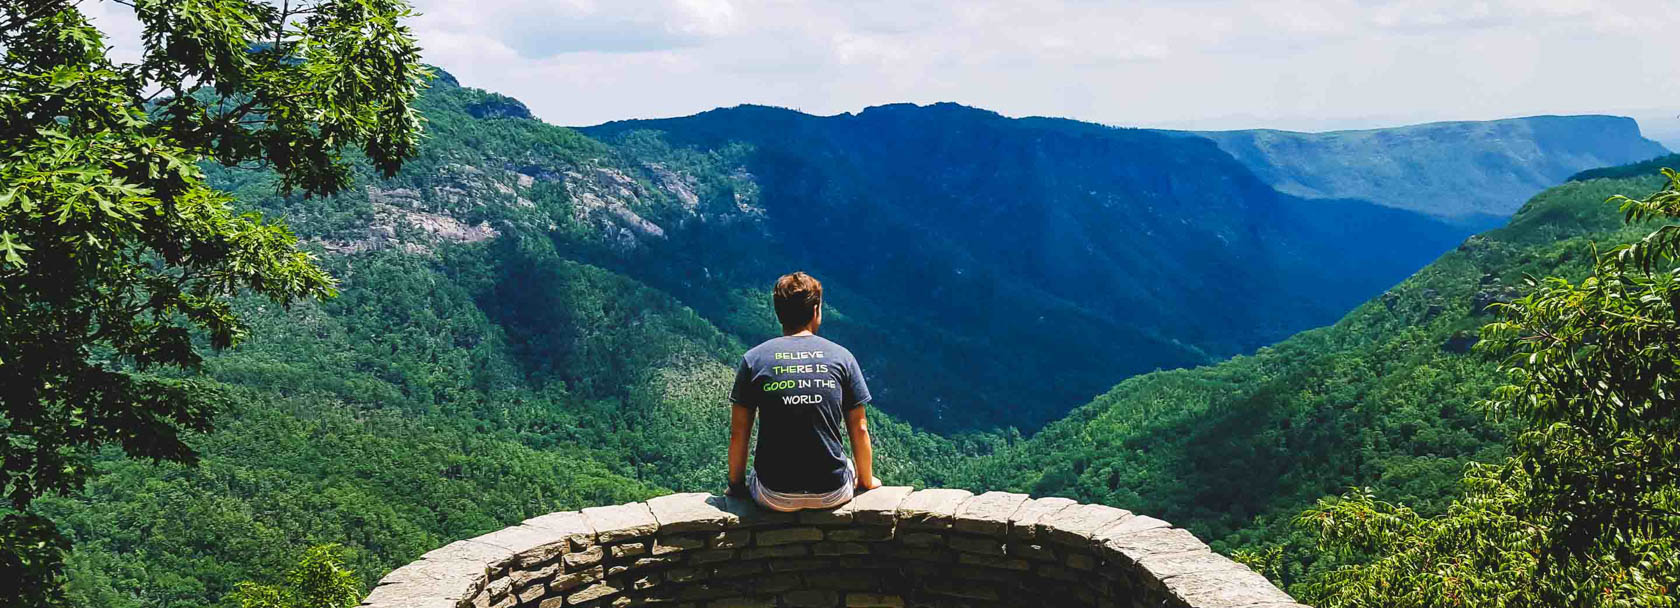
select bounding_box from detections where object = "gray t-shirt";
[729,334,872,493]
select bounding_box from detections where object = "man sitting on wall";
[726,271,881,510]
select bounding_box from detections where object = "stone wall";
[362,488,1306,608]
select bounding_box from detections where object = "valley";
[40,73,1676,607]
[578,102,1475,431]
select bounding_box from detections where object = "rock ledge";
[363,488,1306,608]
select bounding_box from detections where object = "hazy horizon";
[83,1,1679,148]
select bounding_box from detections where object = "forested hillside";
[41,71,1672,608]
[1192,116,1667,226]
[959,169,1673,591]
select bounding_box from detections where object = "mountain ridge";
[1186,114,1668,223]
[590,102,1668,228]
[588,103,1667,228]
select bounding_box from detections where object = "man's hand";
[856,475,882,492]
[845,406,877,493]
[726,479,749,498]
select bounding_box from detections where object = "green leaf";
[0,231,34,267]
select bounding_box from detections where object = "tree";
[0,1,426,603]
[1300,169,1680,607]
[227,545,362,608]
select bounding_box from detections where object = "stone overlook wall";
[362,488,1305,608]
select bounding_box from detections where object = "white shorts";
[748,459,856,512]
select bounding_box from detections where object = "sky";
[87,0,1680,144]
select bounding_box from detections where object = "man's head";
[773,271,823,334]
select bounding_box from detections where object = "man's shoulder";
[741,336,858,361]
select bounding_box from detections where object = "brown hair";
[773,272,823,332]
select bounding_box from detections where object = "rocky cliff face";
[1188,115,1669,224]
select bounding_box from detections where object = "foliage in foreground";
[227,545,360,608]
[1302,169,1680,607]
[0,0,425,603]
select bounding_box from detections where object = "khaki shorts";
[748,459,856,512]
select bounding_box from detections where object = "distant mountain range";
[1184,116,1667,226]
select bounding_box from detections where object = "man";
[727,272,881,510]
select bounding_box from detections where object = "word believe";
[773,351,825,360]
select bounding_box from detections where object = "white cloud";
[413,0,739,57]
[77,0,1680,135]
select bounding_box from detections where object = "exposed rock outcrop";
[319,196,498,255]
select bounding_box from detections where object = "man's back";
[730,334,871,494]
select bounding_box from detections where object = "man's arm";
[846,405,880,490]
[728,403,755,495]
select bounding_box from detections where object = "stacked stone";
[361,488,1306,608]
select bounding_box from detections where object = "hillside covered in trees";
[32,71,1678,608]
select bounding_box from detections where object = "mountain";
[579,102,1466,430]
[1187,116,1668,226]
[45,72,1674,608]
[959,166,1674,591]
